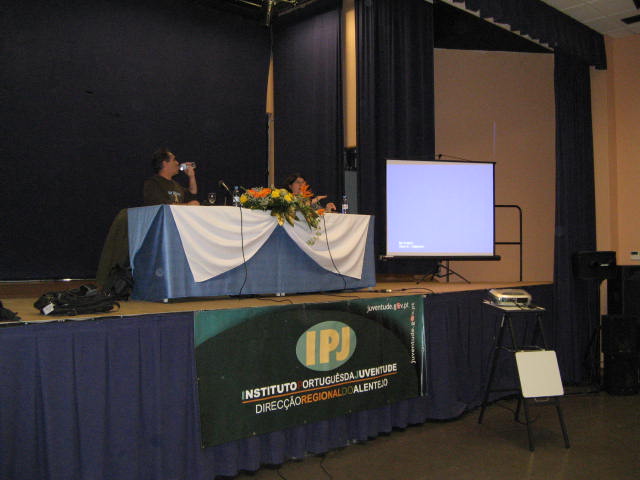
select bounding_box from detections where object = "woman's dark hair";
[283,172,302,191]
[151,148,173,173]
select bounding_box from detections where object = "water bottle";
[341,194,349,214]
[232,186,241,207]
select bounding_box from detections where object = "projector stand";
[478,302,570,451]
[417,260,470,284]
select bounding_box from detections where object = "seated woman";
[283,173,336,212]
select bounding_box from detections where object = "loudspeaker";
[604,354,639,395]
[343,147,358,171]
[572,251,617,281]
[344,170,358,214]
[608,266,640,316]
[602,315,640,395]
[602,315,639,355]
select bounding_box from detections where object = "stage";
[1,279,562,480]
[2,279,549,323]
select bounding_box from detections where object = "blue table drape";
[0,285,554,479]
[128,206,376,301]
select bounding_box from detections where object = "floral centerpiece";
[239,183,325,229]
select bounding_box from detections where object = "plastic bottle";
[341,194,349,214]
[232,186,241,207]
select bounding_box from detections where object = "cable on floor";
[256,296,294,304]
[319,452,334,479]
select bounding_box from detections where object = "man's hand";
[184,163,196,178]
[185,163,198,195]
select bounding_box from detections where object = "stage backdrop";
[273,1,343,201]
[1,0,270,279]
[194,295,426,446]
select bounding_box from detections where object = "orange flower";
[247,188,271,198]
[299,182,314,198]
[255,188,272,198]
[316,208,326,216]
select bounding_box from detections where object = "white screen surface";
[386,159,495,258]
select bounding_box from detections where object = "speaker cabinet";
[604,354,639,395]
[602,315,639,395]
[608,266,640,316]
[602,315,639,355]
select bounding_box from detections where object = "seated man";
[144,148,199,205]
[96,148,199,287]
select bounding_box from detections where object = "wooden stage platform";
[1,279,550,323]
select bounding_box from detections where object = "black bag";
[34,284,120,316]
[102,264,134,301]
[0,300,21,322]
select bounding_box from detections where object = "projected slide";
[386,159,495,258]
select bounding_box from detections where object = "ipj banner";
[194,295,426,447]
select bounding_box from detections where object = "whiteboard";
[515,350,564,398]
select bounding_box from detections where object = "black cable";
[433,262,471,284]
[256,296,294,304]
[319,452,334,479]
[321,215,347,291]
[237,204,249,296]
[276,467,288,480]
[400,287,435,294]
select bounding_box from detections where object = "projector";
[489,288,532,306]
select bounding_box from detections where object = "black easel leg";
[478,316,506,424]
[554,399,571,448]
[522,398,535,452]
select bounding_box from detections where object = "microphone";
[218,180,231,194]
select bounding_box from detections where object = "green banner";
[194,295,426,447]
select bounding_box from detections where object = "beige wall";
[592,35,640,266]
[435,50,556,282]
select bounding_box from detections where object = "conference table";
[128,205,376,301]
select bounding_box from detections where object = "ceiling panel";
[542,0,640,37]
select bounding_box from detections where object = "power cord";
[256,296,294,304]
[322,215,347,291]
[237,203,248,296]
[319,452,334,479]
[400,287,435,294]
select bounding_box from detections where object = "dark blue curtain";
[273,1,343,201]
[1,0,270,280]
[552,51,599,383]
[452,0,606,68]
[355,0,436,268]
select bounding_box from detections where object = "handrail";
[495,204,523,282]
